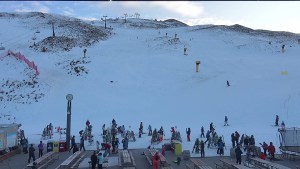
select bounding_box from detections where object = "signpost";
[66,94,73,150]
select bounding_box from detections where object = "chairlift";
[36,30,40,33]
[0,43,5,50]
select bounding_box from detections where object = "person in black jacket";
[235,145,243,164]
[69,135,76,152]
[73,144,79,154]
[28,144,35,163]
[90,151,98,169]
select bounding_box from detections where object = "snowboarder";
[227,80,230,87]
[224,116,229,126]
[275,115,279,126]
[186,128,191,142]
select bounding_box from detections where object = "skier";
[275,115,279,126]
[227,80,230,87]
[224,116,229,126]
[186,128,191,142]
[200,126,205,138]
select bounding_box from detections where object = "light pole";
[66,94,73,150]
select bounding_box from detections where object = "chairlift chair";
[36,30,40,33]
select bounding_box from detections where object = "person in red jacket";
[259,152,266,160]
[268,142,275,161]
[152,152,161,169]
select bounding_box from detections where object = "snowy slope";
[1,12,300,157]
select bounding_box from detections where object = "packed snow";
[1,12,300,157]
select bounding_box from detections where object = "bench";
[26,151,57,168]
[281,150,297,161]
[118,152,122,167]
[185,163,192,169]
[59,151,82,169]
[215,163,222,169]
[129,151,136,167]
[70,153,85,169]
[38,153,59,169]
[0,148,20,161]
[249,157,291,169]
[144,153,152,166]
[161,167,173,169]
[122,150,132,164]
[219,159,250,169]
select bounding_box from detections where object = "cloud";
[89,1,204,18]
[61,7,74,16]
[14,2,49,13]
[182,17,237,26]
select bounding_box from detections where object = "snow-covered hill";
[1,12,300,157]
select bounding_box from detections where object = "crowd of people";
[18,114,286,167]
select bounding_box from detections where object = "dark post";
[103,16,107,29]
[66,94,73,150]
[52,22,55,37]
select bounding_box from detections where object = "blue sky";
[1,1,300,33]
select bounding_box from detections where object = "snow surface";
[1,12,300,157]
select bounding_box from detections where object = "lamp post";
[66,94,73,150]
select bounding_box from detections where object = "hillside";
[1,12,300,157]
